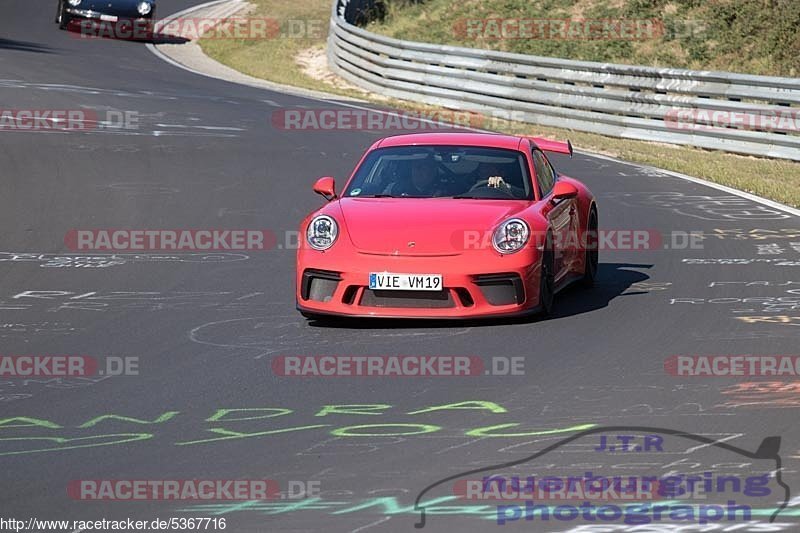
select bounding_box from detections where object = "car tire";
[580,207,599,288]
[538,232,555,317]
[58,8,71,30]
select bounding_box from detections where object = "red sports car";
[296,132,597,319]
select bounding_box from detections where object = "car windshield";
[343,145,533,200]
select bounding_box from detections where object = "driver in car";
[384,157,444,197]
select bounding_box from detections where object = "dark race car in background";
[55,0,156,33]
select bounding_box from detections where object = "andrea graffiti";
[0,401,596,457]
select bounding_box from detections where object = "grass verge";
[372,0,800,77]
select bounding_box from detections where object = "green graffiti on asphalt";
[0,401,597,456]
[0,433,153,456]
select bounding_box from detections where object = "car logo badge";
[408,241,415,247]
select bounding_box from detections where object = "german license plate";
[369,272,442,291]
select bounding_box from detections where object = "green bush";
[373,0,800,76]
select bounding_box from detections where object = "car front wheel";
[57,3,71,29]
[538,233,555,317]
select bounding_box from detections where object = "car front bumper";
[66,7,153,21]
[296,251,543,319]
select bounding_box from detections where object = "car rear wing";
[526,137,574,158]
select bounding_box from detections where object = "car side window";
[532,149,555,197]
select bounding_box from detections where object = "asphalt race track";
[1,2,799,532]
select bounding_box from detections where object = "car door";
[533,149,576,280]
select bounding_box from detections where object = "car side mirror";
[552,181,578,201]
[313,176,336,201]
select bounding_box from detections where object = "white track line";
[145,0,238,76]
[148,1,800,219]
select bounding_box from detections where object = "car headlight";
[306,215,338,251]
[492,218,529,254]
[67,0,81,6]
[136,2,152,15]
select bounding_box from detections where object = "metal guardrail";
[327,1,800,161]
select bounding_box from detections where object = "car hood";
[338,198,531,255]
